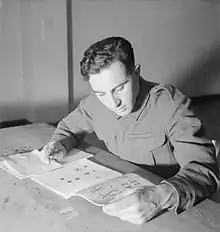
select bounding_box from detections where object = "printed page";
[31,159,122,199]
[76,173,155,206]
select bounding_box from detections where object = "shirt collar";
[116,77,155,121]
[130,77,153,120]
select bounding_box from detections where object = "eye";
[96,92,105,97]
[115,85,124,93]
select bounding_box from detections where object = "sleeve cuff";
[160,180,179,213]
[162,176,197,214]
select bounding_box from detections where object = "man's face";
[89,61,140,117]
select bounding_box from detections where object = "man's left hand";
[103,183,177,225]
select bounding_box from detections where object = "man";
[41,37,219,224]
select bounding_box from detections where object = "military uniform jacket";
[50,77,219,214]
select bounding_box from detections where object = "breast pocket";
[148,133,176,166]
[123,132,166,164]
[125,132,178,178]
[128,132,166,151]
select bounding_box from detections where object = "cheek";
[97,96,108,106]
[122,89,134,106]
[97,96,114,109]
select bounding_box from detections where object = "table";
[0,123,220,232]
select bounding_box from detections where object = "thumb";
[50,150,65,160]
[39,147,50,164]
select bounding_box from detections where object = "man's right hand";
[40,141,67,164]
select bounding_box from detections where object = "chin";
[117,107,132,117]
[117,112,127,117]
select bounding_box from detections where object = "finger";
[45,142,62,159]
[40,155,50,164]
[50,150,64,161]
[120,204,159,224]
[41,145,49,155]
[39,150,50,164]
[117,202,154,219]
[117,204,139,216]
[103,204,136,217]
[115,205,140,218]
[46,143,57,156]
[141,203,160,221]
[41,144,53,159]
[123,217,146,225]
[118,207,147,225]
[120,214,142,222]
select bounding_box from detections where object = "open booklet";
[31,157,155,206]
[0,148,154,206]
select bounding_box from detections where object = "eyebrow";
[93,80,129,94]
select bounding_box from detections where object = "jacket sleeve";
[49,97,94,152]
[155,85,220,214]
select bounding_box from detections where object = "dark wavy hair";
[80,37,135,81]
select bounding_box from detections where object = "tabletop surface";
[0,123,220,232]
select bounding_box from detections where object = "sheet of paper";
[77,173,155,206]
[0,149,61,179]
[31,159,122,199]
[63,149,94,163]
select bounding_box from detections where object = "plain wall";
[0,0,24,121]
[0,0,220,123]
[72,0,220,106]
[0,0,68,123]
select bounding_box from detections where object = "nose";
[108,93,122,109]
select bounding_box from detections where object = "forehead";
[89,61,128,92]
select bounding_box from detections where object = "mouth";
[116,106,127,113]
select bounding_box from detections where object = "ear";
[134,64,141,76]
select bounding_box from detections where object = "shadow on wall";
[175,42,220,144]
[177,43,220,97]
